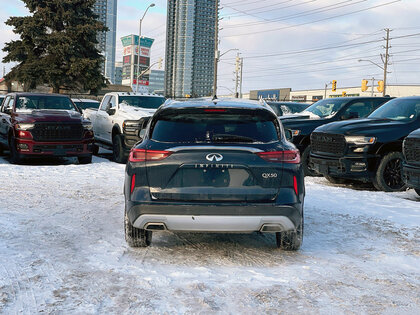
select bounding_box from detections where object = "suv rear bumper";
[403,162,420,189]
[134,215,296,232]
[310,153,377,181]
[127,202,302,233]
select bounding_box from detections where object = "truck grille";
[311,132,346,156]
[32,123,83,142]
[404,138,420,162]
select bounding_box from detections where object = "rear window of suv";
[151,113,280,144]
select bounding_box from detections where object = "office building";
[93,0,117,84]
[165,0,218,98]
[114,62,123,85]
[149,70,165,94]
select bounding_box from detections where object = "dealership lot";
[0,156,419,314]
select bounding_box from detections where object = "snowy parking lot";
[0,155,419,314]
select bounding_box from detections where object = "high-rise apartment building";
[93,0,117,84]
[165,0,218,98]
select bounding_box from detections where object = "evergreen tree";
[3,0,107,94]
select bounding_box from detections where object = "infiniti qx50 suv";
[124,99,305,250]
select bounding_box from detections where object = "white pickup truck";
[85,92,166,163]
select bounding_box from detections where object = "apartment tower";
[165,0,219,98]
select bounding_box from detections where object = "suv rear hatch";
[143,107,289,202]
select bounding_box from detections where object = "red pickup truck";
[0,93,94,164]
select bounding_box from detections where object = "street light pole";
[136,3,155,94]
[212,0,219,100]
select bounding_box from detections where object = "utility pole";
[324,81,332,99]
[371,77,375,97]
[382,28,390,97]
[239,57,243,99]
[212,0,219,100]
[235,53,240,98]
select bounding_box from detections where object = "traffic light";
[342,91,347,97]
[158,57,163,69]
[377,80,384,92]
[361,79,368,92]
[332,80,337,92]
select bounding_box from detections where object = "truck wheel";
[9,138,22,164]
[302,146,318,176]
[78,155,92,164]
[372,152,407,192]
[325,175,347,184]
[92,144,99,155]
[124,210,152,247]
[113,134,127,164]
[276,223,303,250]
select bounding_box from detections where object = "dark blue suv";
[124,99,305,250]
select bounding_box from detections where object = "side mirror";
[107,107,116,115]
[4,108,13,115]
[285,129,293,141]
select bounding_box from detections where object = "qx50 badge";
[206,153,223,162]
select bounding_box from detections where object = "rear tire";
[124,210,152,247]
[372,152,406,192]
[276,223,303,250]
[9,137,22,164]
[302,146,318,176]
[325,175,347,184]
[78,155,92,164]
[113,134,127,164]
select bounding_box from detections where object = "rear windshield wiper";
[212,133,255,143]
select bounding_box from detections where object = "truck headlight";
[345,136,376,145]
[290,129,301,136]
[123,120,141,133]
[16,123,35,130]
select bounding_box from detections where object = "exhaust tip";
[144,223,166,231]
[260,224,283,233]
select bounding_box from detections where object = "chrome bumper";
[133,215,296,233]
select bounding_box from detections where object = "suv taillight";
[256,150,300,164]
[129,149,172,162]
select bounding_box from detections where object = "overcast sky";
[1,0,420,95]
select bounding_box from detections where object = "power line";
[221,0,401,38]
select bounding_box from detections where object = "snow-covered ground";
[0,155,419,314]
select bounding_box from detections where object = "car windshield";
[368,98,420,121]
[302,98,349,118]
[119,96,165,109]
[151,114,280,143]
[73,100,100,110]
[267,102,308,116]
[16,95,76,112]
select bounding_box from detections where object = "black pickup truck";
[310,97,420,192]
[403,128,420,196]
[280,97,391,175]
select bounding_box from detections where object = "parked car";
[72,98,100,112]
[280,97,391,175]
[403,128,420,196]
[124,99,305,250]
[86,92,165,163]
[310,96,420,191]
[0,93,94,164]
[266,101,310,116]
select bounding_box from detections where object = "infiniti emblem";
[206,153,223,162]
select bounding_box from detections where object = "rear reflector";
[130,174,136,194]
[129,149,172,162]
[256,150,300,163]
[293,176,298,195]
